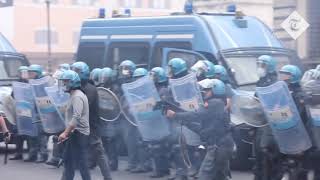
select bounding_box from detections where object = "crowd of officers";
[1,54,320,180]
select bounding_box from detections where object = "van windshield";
[0,33,16,52]
[0,59,24,80]
[203,16,282,50]
[225,55,290,86]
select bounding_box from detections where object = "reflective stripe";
[80,35,108,40]
[156,34,194,39]
[110,35,153,39]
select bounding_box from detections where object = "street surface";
[0,143,253,180]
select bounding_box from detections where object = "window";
[71,0,98,6]
[34,29,58,45]
[150,0,168,9]
[120,0,141,8]
[77,42,106,69]
[152,42,192,68]
[107,42,150,69]
[33,0,58,4]
[0,58,24,79]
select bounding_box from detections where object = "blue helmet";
[59,70,81,91]
[257,55,277,73]
[99,67,114,84]
[119,60,136,76]
[90,68,102,85]
[198,78,225,96]
[213,65,228,81]
[150,67,168,83]
[204,60,215,78]
[168,58,187,77]
[59,64,70,71]
[18,66,29,72]
[71,61,90,80]
[133,68,148,78]
[28,64,43,78]
[279,65,302,84]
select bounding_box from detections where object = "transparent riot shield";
[44,85,70,120]
[231,90,267,127]
[169,73,203,146]
[256,81,312,154]
[30,77,65,134]
[97,87,121,122]
[12,82,38,136]
[122,76,170,141]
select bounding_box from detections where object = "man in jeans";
[58,70,91,180]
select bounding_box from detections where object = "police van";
[0,32,29,141]
[76,11,301,169]
[76,11,301,91]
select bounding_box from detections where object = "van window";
[152,42,192,68]
[77,42,106,69]
[167,50,203,69]
[108,42,150,69]
[0,58,24,79]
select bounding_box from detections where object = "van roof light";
[184,0,193,14]
[99,8,106,18]
[227,4,236,12]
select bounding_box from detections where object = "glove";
[4,132,10,144]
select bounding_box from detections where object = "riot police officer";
[98,67,121,171]
[58,70,91,180]
[253,55,278,180]
[24,64,49,163]
[128,67,153,173]
[167,58,198,180]
[278,65,309,180]
[149,67,171,178]
[71,62,112,180]
[191,60,215,81]
[10,66,29,160]
[166,79,234,180]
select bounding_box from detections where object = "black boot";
[36,154,48,163]
[46,158,60,167]
[9,154,23,160]
[24,155,37,162]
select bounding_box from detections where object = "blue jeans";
[61,131,91,180]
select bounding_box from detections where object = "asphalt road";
[0,154,253,180]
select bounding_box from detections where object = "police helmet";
[213,65,228,81]
[59,70,81,91]
[150,67,168,84]
[279,65,302,84]
[71,61,90,80]
[198,78,226,96]
[119,60,136,76]
[133,68,148,78]
[99,67,114,84]
[28,64,43,78]
[168,58,187,77]
[257,55,277,73]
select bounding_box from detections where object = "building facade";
[0,0,186,70]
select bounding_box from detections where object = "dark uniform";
[172,97,234,180]
[82,81,112,180]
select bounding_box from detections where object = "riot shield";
[44,85,70,120]
[120,95,138,127]
[122,76,170,141]
[301,78,320,149]
[12,82,38,136]
[256,81,312,154]
[97,87,121,122]
[169,73,203,112]
[30,77,65,134]
[231,90,268,127]
[169,73,203,146]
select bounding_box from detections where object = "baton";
[4,142,8,165]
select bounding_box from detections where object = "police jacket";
[81,81,99,133]
[288,83,309,124]
[256,73,278,88]
[173,98,230,146]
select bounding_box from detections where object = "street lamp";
[45,0,52,74]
